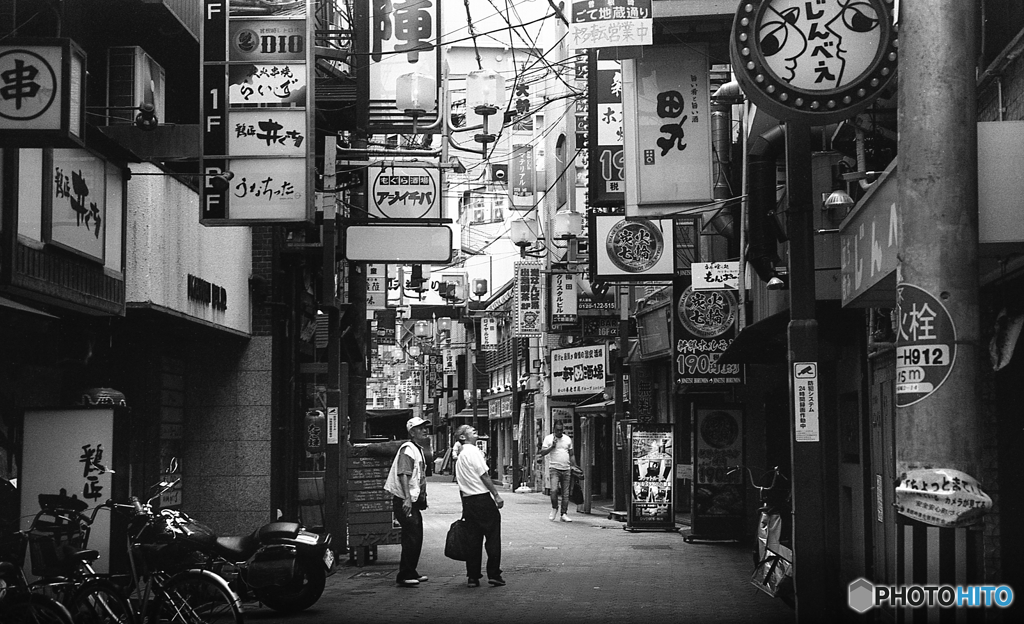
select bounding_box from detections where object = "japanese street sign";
[693,261,740,290]
[551,344,607,396]
[895,283,956,407]
[514,261,543,337]
[673,279,742,386]
[509,144,536,210]
[588,54,624,206]
[623,43,713,215]
[50,149,107,262]
[368,163,441,220]
[730,0,898,126]
[793,362,819,442]
[0,39,86,147]
[366,264,387,310]
[570,0,653,50]
[481,316,499,352]
[551,273,578,324]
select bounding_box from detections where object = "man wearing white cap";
[384,416,432,586]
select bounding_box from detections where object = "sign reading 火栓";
[895,284,956,408]
[730,0,898,126]
[570,0,653,50]
[0,39,86,147]
[551,345,607,397]
[201,0,314,225]
[514,261,543,337]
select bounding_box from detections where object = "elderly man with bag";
[454,424,505,588]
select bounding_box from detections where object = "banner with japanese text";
[514,261,543,337]
[628,422,674,530]
[551,344,607,397]
[550,273,578,324]
[673,276,742,386]
[570,0,653,50]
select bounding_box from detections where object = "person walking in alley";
[538,420,578,522]
[384,416,432,587]
[454,424,505,588]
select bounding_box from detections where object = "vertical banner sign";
[374,308,396,345]
[631,364,655,422]
[366,264,387,310]
[201,0,313,224]
[628,423,674,530]
[442,338,456,373]
[673,277,742,386]
[624,44,713,216]
[895,283,956,407]
[509,144,536,209]
[550,273,578,324]
[480,316,499,352]
[691,407,745,540]
[366,0,441,134]
[514,261,543,337]
[570,0,653,50]
[588,53,624,206]
[792,362,819,442]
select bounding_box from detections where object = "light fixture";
[510,216,538,256]
[553,208,584,240]
[822,189,855,214]
[472,278,488,300]
[395,72,437,134]
[437,317,452,332]
[414,320,431,338]
[467,68,506,156]
[766,273,788,290]
[408,344,422,357]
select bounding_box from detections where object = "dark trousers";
[392,496,424,581]
[461,493,502,581]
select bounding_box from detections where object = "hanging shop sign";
[367,162,441,220]
[570,0,653,50]
[480,316,499,352]
[550,273,578,325]
[673,279,743,386]
[48,148,109,262]
[623,44,712,216]
[627,423,674,531]
[514,261,543,337]
[588,54,624,207]
[729,0,899,126]
[894,283,956,408]
[375,308,396,345]
[366,264,387,310]
[362,0,442,134]
[201,0,314,225]
[590,213,675,281]
[551,344,607,397]
[509,144,536,210]
[344,225,453,263]
[0,39,86,147]
[693,261,740,290]
[690,406,745,540]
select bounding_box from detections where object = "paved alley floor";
[245,476,796,624]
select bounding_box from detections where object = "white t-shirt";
[542,433,573,471]
[384,441,426,502]
[455,443,490,496]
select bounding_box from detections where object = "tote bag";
[444,518,471,561]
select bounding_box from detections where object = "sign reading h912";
[895,283,956,407]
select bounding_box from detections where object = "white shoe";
[560,514,573,522]
[549,509,557,521]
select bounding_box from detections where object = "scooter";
[141,478,336,613]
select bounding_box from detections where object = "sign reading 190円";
[895,283,956,407]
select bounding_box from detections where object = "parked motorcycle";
[138,478,336,613]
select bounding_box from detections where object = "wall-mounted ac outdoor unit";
[106,46,165,125]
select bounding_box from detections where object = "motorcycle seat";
[213,522,302,560]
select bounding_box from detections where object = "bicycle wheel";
[3,592,75,624]
[152,571,242,624]
[68,578,137,624]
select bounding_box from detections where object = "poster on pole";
[627,422,674,531]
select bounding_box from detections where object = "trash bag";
[569,476,585,505]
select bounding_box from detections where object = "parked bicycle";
[728,465,794,608]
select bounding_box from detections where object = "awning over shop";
[716,310,789,365]
[575,399,616,414]
[0,296,58,319]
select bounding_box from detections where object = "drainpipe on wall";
[746,125,787,284]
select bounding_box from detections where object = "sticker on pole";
[895,284,956,407]
[895,468,991,528]
[792,362,819,442]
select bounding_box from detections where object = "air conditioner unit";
[106,47,165,125]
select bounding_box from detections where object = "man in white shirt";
[454,424,505,588]
[538,420,578,522]
[384,417,431,587]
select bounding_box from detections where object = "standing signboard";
[689,406,745,541]
[627,423,674,531]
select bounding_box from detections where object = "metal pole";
[784,121,827,622]
[322,136,345,549]
[613,285,629,512]
[897,0,982,481]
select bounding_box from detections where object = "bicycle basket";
[0,532,27,567]
[28,533,80,577]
